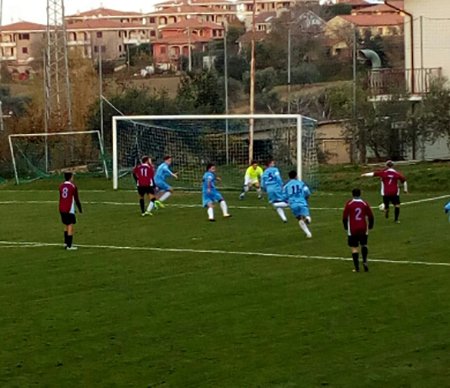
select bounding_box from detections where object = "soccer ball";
[378,203,385,211]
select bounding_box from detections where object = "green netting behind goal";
[9,131,108,184]
[114,115,318,190]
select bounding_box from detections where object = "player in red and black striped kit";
[59,172,82,250]
[361,160,407,223]
[343,188,374,272]
[133,156,158,216]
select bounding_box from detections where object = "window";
[94,46,98,53]
[96,31,103,38]
[101,45,106,53]
[19,33,30,40]
[160,46,166,54]
[149,17,155,24]
[119,45,122,52]
[150,30,156,37]
[22,47,28,54]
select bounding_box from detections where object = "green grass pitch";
[0,180,449,387]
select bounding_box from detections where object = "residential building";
[326,13,404,56]
[153,18,224,67]
[403,0,449,93]
[66,20,154,60]
[353,1,403,15]
[66,7,146,25]
[0,21,46,72]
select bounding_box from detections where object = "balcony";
[0,41,16,48]
[368,67,442,97]
[67,40,90,46]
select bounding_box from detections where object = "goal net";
[9,130,108,184]
[112,114,318,190]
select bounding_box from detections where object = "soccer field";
[0,182,449,387]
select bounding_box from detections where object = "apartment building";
[0,21,46,71]
[66,7,146,25]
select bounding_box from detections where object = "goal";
[9,130,108,184]
[112,114,318,190]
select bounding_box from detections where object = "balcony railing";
[368,67,442,96]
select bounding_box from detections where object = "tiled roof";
[336,0,370,6]
[159,19,224,30]
[152,5,215,14]
[357,1,404,13]
[66,20,150,31]
[153,32,210,44]
[255,12,276,24]
[237,31,267,44]
[339,14,404,27]
[66,7,143,18]
[0,21,46,32]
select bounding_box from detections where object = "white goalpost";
[112,114,318,190]
[9,130,109,184]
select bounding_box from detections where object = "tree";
[176,70,224,113]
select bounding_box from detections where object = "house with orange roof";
[353,1,403,15]
[153,18,224,67]
[0,21,46,71]
[326,13,404,56]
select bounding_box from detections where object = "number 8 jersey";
[59,181,82,214]
[343,198,374,236]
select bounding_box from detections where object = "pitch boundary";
[0,194,448,211]
[0,240,449,268]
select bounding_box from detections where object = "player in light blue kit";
[155,155,178,207]
[284,170,312,238]
[445,201,450,222]
[202,163,231,221]
[261,159,289,223]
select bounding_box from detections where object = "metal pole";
[287,24,291,114]
[43,50,49,173]
[297,116,302,180]
[224,23,229,164]
[112,117,118,190]
[188,27,192,71]
[8,135,20,185]
[99,46,104,141]
[352,25,358,164]
[249,0,256,164]
[0,101,3,132]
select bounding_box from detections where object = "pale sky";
[2,0,158,25]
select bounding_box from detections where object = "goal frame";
[9,130,109,185]
[112,114,313,190]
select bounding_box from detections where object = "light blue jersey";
[284,179,311,218]
[262,166,284,203]
[202,171,223,207]
[155,162,173,191]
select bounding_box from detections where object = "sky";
[2,0,159,25]
[2,0,384,25]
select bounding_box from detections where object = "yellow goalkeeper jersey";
[245,165,263,180]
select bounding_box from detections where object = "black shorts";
[137,186,155,196]
[60,212,76,226]
[348,234,368,248]
[383,195,400,207]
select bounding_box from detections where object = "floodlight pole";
[223,21,229,164]
[249,0,256,164]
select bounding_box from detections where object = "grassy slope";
[0,177,449,386]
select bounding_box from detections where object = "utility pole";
[188,27,192,71]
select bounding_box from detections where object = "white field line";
[0,194,449,211]
[0,240,449,268]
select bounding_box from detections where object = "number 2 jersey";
[59,181,82,214]
[342,198,374,236]
[374,168,406,197]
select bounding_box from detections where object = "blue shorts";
[155,180,171,192]
[291,205,310,218]
[202,190,223,207]
[266,187,285,204]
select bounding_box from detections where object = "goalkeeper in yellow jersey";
[239,161,264,200]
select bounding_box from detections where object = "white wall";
[404,0,450,80]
